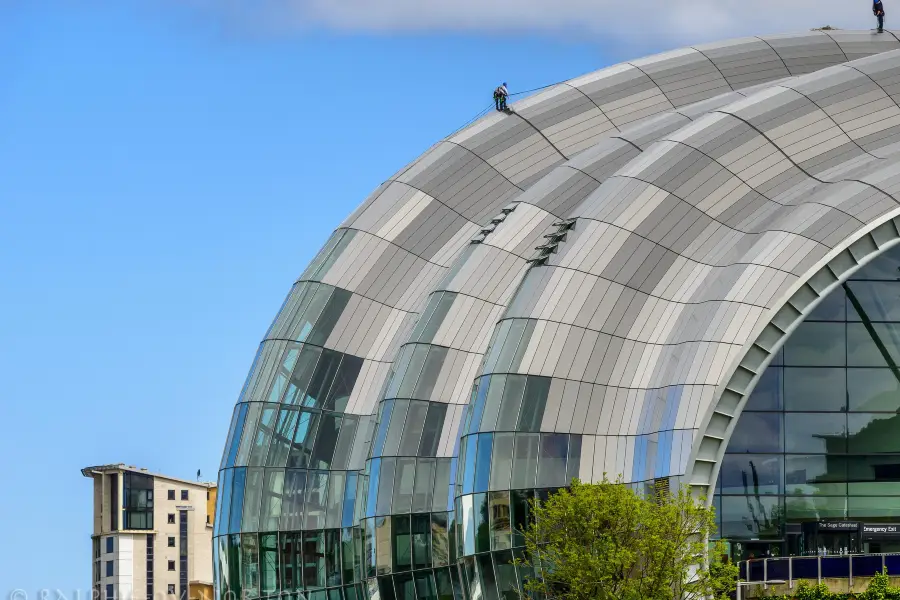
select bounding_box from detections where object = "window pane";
[412,458,436,513]
[473,493,490,554]
[511,434,539,490]
[266,407,299,468]
[229,468,246,534]
[415,346,449,400]
[785,495,847,520]
[744,368,783,411]
[489,434,514,492]
[331,415,358,471]
[807,286,846,321]
[286,410,320,469]
[478,552,500,600]
[418,404,447,457]
[848,454,900,494]
[241,468,264,532]
[720,496,782,539]
[479,375,506,433]
[489,491,512,551]
[280,470,307,531]
[303,530,325,588]
[309,413,342,470]
[392,458,417,514]
[848,368,900,411]
[783,368,846,411]
[510,489,533,548]
[719,455,782,495]
[377,459,396,517]
[848,323,900,367]
[283,345,323,406]
[398,401,429,456]
[411,513,431,569]
[783,322,846,366]
[495,376,526,432]
[847,281,900,322]
[849,413,900,453]
[474,434,493,493]
[461,436,477,495]
[260,534,280,596]
[304,471,329,530]
[398,345,430,399]
[383,400,410,456]
[324,354,363,412]
[516,377,550,433]
[785,455,847,496]
[432,512,450,568]
[304,349,342,408]
[493,550,518,600]
[784,413,846,454]
[727,412,783,453]
[324,472,346,529]
[849,496,900,518]
[393,515,412,573]
[536,434,568,488]
[260,469,284,531]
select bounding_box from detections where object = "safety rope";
[449,81,561,136]
[509,82,558,96]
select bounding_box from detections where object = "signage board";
[862,524,900,536]
[817,521,859,531]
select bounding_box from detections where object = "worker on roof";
[875,0,886,33]
[493,82,509,112]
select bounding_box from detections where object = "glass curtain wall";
[717,246,900,560]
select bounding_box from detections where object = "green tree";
[514,477,737,600]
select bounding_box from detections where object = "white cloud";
[174,0,878,46]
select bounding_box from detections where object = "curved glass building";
[214,29,900,600]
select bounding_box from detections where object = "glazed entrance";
[717,246,900,562]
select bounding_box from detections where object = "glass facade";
[212,32,900,599]
[717,248,900,559]
[124,471,154,530]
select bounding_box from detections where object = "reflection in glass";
[728,413,783,453]
[784,413,846,454]
[848,413,900,453]
[785,495,847,520]
[744,369,782,411]
[783,368,846,412]
[848,323,900,367]
[720,496,782,539]
[783,322,846,366]
[719,455,782,495]
[847,281,900,322]
[807,287,846,321]
[785,455,847,496]
[848,368,900,411]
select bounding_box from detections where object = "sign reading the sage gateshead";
[817,521,860,531]
[863,524,900,536]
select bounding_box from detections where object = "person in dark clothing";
[875,0,886,33]
[493,82,509,111]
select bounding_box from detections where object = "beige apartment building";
[82,464,217,600]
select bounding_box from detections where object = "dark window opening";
[123,472,154,530]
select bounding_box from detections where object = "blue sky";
[0,1,667,594]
